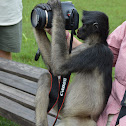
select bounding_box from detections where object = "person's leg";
[0,21,22,60]
[0,50,12,60]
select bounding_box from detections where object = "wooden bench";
[0,58,59,126]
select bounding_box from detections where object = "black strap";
[116,90,126,125]
[49,28,74,125]
[47,73,59,112]
[35,49,41,61]
[52,75,71,126]
[58,75,71,111]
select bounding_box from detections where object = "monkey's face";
[77,23,93,40]
[77,11,95,40]
[77,10,109,41]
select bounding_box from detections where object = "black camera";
[31,1,79,30]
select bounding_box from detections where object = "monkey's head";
[77,10,109,42]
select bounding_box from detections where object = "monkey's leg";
[56,117,97,126]
[35,72,51,126]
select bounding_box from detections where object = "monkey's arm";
[50,0,69,74]
[52,43,113,76]
[33,28,51,70]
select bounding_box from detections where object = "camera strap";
[48,29,74,125]
[47,28,74,114]
[47,72,60,112]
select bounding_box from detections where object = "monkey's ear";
[93,22,99,31]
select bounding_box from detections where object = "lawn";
[0,0,126,125]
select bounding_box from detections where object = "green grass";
[0,0,125,125]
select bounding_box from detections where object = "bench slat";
[0,58,48,82]
[0,96,58,126]
[0,71,37,95]
[0,83,35,110]
[0,95,35,126]
[0,82,58,118]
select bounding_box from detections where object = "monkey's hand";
[36,3,51,11]
[48,0,61,11]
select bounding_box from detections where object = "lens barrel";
[31,7,53,29]
[31,8,46,29]
[31,2,79,30]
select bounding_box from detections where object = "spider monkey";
[33,0,113,125]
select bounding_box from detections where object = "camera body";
[31,1,79,30]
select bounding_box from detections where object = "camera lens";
[31,2,79,30]
[31,8,46,29]
[31,9,39,27]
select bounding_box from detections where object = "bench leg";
[35,72,51,126]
